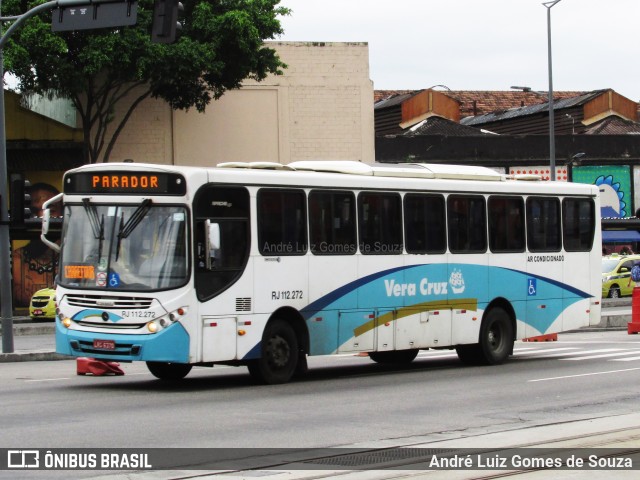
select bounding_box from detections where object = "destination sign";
[64,171,186,195]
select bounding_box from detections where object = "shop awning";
[602,230,640,243]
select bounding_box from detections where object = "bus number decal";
[272,290,303,300]
[121,311,155,318]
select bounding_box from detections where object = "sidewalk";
[86,412,640,480]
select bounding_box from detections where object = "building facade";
[107,42,375,166]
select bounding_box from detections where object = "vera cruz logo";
[449,269,465,294]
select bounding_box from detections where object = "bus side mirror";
[205,220,221,269]
[41,193,63,253]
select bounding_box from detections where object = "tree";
[2,0,289,163]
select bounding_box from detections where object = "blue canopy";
[602,230,640,242]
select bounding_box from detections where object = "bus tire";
[369,349,419,364]
[247,319,298,384]
[479,306,514,365]
[456,307,514,366]
[455,344,482,365]
[146,362,192,380]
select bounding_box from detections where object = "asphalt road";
[1,330,639,447]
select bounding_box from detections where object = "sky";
[277,0,640,101]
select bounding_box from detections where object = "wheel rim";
[266,334,291,369]
[488,323,503,352]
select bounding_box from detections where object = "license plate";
[93,339,115,350]
[33,309,43,316]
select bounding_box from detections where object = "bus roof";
[218,161,511,182]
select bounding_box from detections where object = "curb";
[0,351,68,363]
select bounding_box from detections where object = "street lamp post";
[566,152,586,182]
[543,0,562,181]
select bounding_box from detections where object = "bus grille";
[65,295,153,309]
[236,297,252,312]
[76,321,147,330]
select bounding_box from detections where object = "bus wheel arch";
[247,308,308,384]
[456,299,515,366]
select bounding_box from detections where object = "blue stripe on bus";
[295,263,590,355]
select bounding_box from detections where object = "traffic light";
[151,0,183,44]
[10,175,31,227]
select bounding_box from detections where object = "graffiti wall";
[11,173,63,309]
[572,165,631,218]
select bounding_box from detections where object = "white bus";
[42,161,601,383]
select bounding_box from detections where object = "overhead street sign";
[52,0,137,32]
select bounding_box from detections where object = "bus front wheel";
[248,319,298,384]
[456,307,514,366]
[146,361,192,380]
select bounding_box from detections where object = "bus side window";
[258,189,307,255]
[309,190,356,255]
[562,197,595,252]
[527,197,561,252]
[489,196,525,253]
[448,195,486,253]
[358,192,402,255]
[404,193,446,254]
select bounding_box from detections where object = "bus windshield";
[59,202,189,291]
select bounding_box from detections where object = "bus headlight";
[146,307,187,333]
[62,317,72,328]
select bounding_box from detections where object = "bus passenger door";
[338,310,375,353]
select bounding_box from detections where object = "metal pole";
[0,0,15,353]
[0,0,58,352]
[543,0,562,181]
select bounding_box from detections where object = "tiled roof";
[582,116,640,135]
[460,91,604,126]
[446,90,586,118]
[403,116,493,137]
[373,89,587,117]
[374,90,417,104]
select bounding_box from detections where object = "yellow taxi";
[29,287,57,320]
[602,254,640,298]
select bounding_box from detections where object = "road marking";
[25,377,71,382]
[521,348,622,359]
[529,367,640,382]
[512,347,578,356]
[612,355,640,362]
[562,350,639,361]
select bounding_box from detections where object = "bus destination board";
[64,171,187,195]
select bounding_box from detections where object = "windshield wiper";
[82,198,102,239]
[115,199,152,261]
[82,198,105,260]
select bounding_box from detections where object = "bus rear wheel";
[247,319,298,384]
[369,349,419,364]
[146,362,192,380]
[456,307,514,366]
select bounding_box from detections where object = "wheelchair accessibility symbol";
[108,272,120,288]
[527,278,537,296]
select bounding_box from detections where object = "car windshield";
[59,202,189,291]
[602,259,621,273]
